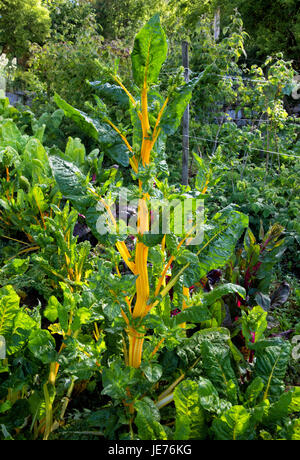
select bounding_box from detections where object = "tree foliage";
[0,0,51,57]
[43,0,97,42]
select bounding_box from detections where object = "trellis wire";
[187,134,300,159]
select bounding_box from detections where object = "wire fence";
[186,134,300,159]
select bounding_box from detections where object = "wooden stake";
[182,41,189,186]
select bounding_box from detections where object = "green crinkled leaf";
[28,185,47,213]
[200,340,239,403]
[7,311,38,355]
[54,93,130,167]
[159,65,215,136]
[141,363,163,383]
[172,283,246,324]
[175,249,202,287]
[54,93,99,140]
[141,232,164,248]
[44,296,59,323]
[253,338,291,402]
[287,419,300,440]
[64,358,98,381]
[288,386,300,413]
[262,391,292,426]
[135,397,167,440]
[102,360,139,402]
[198,205,249,278]
[173,380,206,440]
[0,120,22,146]
[106,141,130,167]
[71,307,92,333]
[202,283,246,307]
[1,258,30,276]
[241,306,268,346]
[131,14,167,87]
[173,304,211,326]
[262,385,300,428]
[160,77,200,136]
[64,137,86,167]
[197,377,231,415]
[23,137,50,179]
[89,82,130,108]
[250,400,270,426]
[244,377,265,408]
[28,329,57,364]
[176,327,230,367]
[212,405,255,440]
[0,285,20,338]
[49,156,95,214]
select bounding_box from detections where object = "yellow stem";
[150,338,165,358]
[180,286,190,329]
[155,224,196,297]
[113,75,137,108]
[88,189,137,275]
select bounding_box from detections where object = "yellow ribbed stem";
[128,327,145,368]
[180,286,190,329]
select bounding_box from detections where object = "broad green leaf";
[241,306,268,346]
[201,283,246,307]
[263,385,300,426]
[1,258,29,276]
[106,141,130,167]
[54,93,99,140]
[54,94,130,167]
[0,120,22,147]
[23,137,50,180]
[160,65,215,136]
[250,400,270,425]
[253,338,291,402]
[7,311,38,355]
[175,249,202,287]
[0,285,20,337]
[212,406,255,440]
[102,361,139,402]
[131,14,167,87]
[200,340,239,403]
[141,232,164,248]
[197,205,249,278]
[173,304,211,326]
[197,377,231,415]
[28,329,57,364]
[44,296,59,323]
[174,380,206,440]
[89,82,129,108]
[244,377,264,407]
[135,398,167,440]
[141,363,163,383]
[49,156,94,214]
[262,392,292,427]
[65,137,86,167]
[177,327,231,368]
[287,419,300,440]
[160,77,200,136]
[71,307,92,332]
[288,386,300,413]
[0,401,11,414]
[28,185,47,213]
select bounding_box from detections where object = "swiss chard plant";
[51,16,248,368]
[0,16,297,441]
[45,14,252,435]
